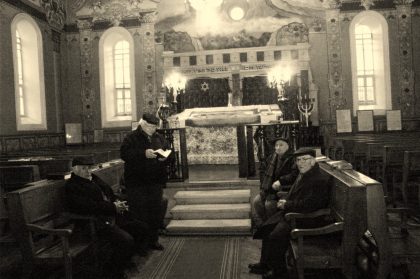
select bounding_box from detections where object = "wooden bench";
[0,165,41,242]
[285,161,389,279]
[0,158,73,179]
[7,179,97,279]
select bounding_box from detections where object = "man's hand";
[145,149,157,159]
[114,200,129,214]
[277,199,286,209]
[272,180,281,191]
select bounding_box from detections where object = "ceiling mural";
[60,0,333,50]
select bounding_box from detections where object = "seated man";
[249,148,332,279]
[65,156,150,279]
[253,137,297,225]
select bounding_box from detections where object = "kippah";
[72,156,95,167]
[269,137,289,145]
[293,147,316,158]
[142,113,159,125]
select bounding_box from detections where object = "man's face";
[73,165,92,180]
[141,121,157,136]
[296,155,315,174]
[274,140,289,155]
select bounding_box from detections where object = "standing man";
[120,113,169,251]
[253,137,297,225]
[249,148,332,279]
[66,156,150,279]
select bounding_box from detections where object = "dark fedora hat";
[293,147,316,158]
[142,113,160,125]
[72,156,95,167]
[268,137,289,145]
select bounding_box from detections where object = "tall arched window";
[350,11,392,115]
[99,27,137,128]
[11,13,47,130]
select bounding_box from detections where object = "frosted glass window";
[113,40,131,115]
[11,13,47,130]
[355,26,375,105]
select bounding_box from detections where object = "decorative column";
[325,0,346,120]
[140,12,158,114]
[77,19,95,138]
[394,0,415,117]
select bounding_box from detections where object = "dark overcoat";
[254,163,332,239]
[120,126,169,186]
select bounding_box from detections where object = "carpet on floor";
[138,237,241,279]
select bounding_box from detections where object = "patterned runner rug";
[135,237,242,279]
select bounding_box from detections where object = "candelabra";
[268,66,292,102]
[163,72,187,114]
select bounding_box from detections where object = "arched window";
[350,11,392,115]
[11,14,47,130]
[99,27,137,128]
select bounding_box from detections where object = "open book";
[153,149,172,159]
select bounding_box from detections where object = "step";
[166,219,252,235]
[174,189,251,204]
[170,204,251,220]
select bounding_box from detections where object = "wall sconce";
[267,65,293,102]
[163,72,187,104]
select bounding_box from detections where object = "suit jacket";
[120,127,169,186]
[254,163,332,239]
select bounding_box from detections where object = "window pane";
[125,100,131,113]
[358,87,365,101]
[366,87,374,101]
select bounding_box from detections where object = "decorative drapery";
[178,78,230,110]
[242,76,277,105]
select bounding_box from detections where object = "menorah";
[298,98,314,127]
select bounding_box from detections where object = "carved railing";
[157,128,188,182]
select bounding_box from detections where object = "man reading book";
[120,113,171,251]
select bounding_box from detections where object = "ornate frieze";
[77,19,95,134]
[323,0,342,9]
[276,22,309,45]
[325,8,346,119]
[40,0,66,30]
[360,0,375,10]
[395,3,415,117]
[90,0,149,26]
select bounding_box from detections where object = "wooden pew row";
[7,179,97,279]
[0,165,42,243]
[285,161,389,279]
[391,150,420,209]
[5,160,124,278]
[328,132,420,161]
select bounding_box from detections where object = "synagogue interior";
[1,0,420,278]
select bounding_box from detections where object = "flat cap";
[142,113,160,125]
[72,156,95,167]
[268,137,289,145]
[293,147,316,158]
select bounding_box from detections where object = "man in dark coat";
[65,156,150,279]
[120,113,170,250]
[253,137,298,225]
[249,148,332,279]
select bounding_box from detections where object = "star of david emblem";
[200,82,209,92]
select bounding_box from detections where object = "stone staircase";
[166,189,252,235]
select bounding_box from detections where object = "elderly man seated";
[65,156,151,279]
[249,148,333,279]
[253,137,297,225]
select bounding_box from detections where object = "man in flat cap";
[120,113,170,251]
[65,156,150,279]
[250,148,332,279]
[252,137,297,226]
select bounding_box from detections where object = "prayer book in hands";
[153,149,172,159]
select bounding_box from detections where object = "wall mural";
[155,0,324,50]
